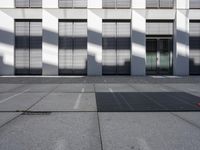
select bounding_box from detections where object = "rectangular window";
[102,21,131,75]
[102,0,131,8]
[15,20,42,75]
[189,21,200,75]
[190,0,200,9]
[59,20,87,75]
[146,0,174,8]
[59,0,87,8]
[146,21,173,35]
[15,0,42,8]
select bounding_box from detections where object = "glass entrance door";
[159,39,173,75]
[146,39,158,74]
[146,38,173,75]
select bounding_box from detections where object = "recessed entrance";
[146,37,173,75]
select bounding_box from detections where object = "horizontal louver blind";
[116,22,131,74]
[102,0,116,8]
[190,22,200,37]
[189,22,200,74]
[146,0,159,8]
[15,20,42,75]
[146,22,173,35]
[160,0,173,8]
[190,0,200,8]
[146,0,174,8]
[59,22,73,74]
[59,0,73,8]
[116,0,130,8]
[73,0,87,7]
[15,21,30,75]
[15,0,29,7]
[29,21,42,75]
[73,22,87,75]
[103,22,117,74]
[59,0,87,8]
[30,0,42,7]
[58,21,87,75]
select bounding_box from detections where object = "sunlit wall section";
[0,11,14,75]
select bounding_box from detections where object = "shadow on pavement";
[96,92,200,112]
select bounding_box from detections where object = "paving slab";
[0,112,101,150]
[0,113,21,127]
[95,84,136,92]
[30,93,97,111]
[99,112,200,150]
[0,93,47,111]
[22,84,58,93]
[173,112,200,127]
[165,84,200,93]
[0,84,24,93]
[54,84,94,93]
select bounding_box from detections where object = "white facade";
[0,0,200,76]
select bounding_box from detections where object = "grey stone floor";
[0,76,200,150]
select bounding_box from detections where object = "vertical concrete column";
[87,10,102,76]
[43,0,58,8]
[132,0,146,9]
[87,0,102,76]
[0,0,14,8]
[174,2,189,75]
[42,10,58,76]
[88,0,102,8]
[176,0,189,9]
[0,11,14,75]
[131,10,146,76]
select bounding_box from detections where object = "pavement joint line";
[73,88,85,110]
[96,112,104,150]
[0,89,30,104]
[170,112,200,130]
[0,112,23,130]
[24,84,60,112]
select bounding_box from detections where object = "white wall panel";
[88,0,102,8]
[174,10,189,75]
[177,0,189,9]
[43,0,58,8]
[88,10,102,75]
[132,0,146,8]
[43,10,58,75]
[132,10,146,76]
[0,10,14,75]
[0,0,14,8]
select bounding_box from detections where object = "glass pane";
[146,39,157,74]
[159,39,172,74]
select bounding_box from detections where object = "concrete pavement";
[0,77,200,150]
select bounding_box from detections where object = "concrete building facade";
[0,0,199,76]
